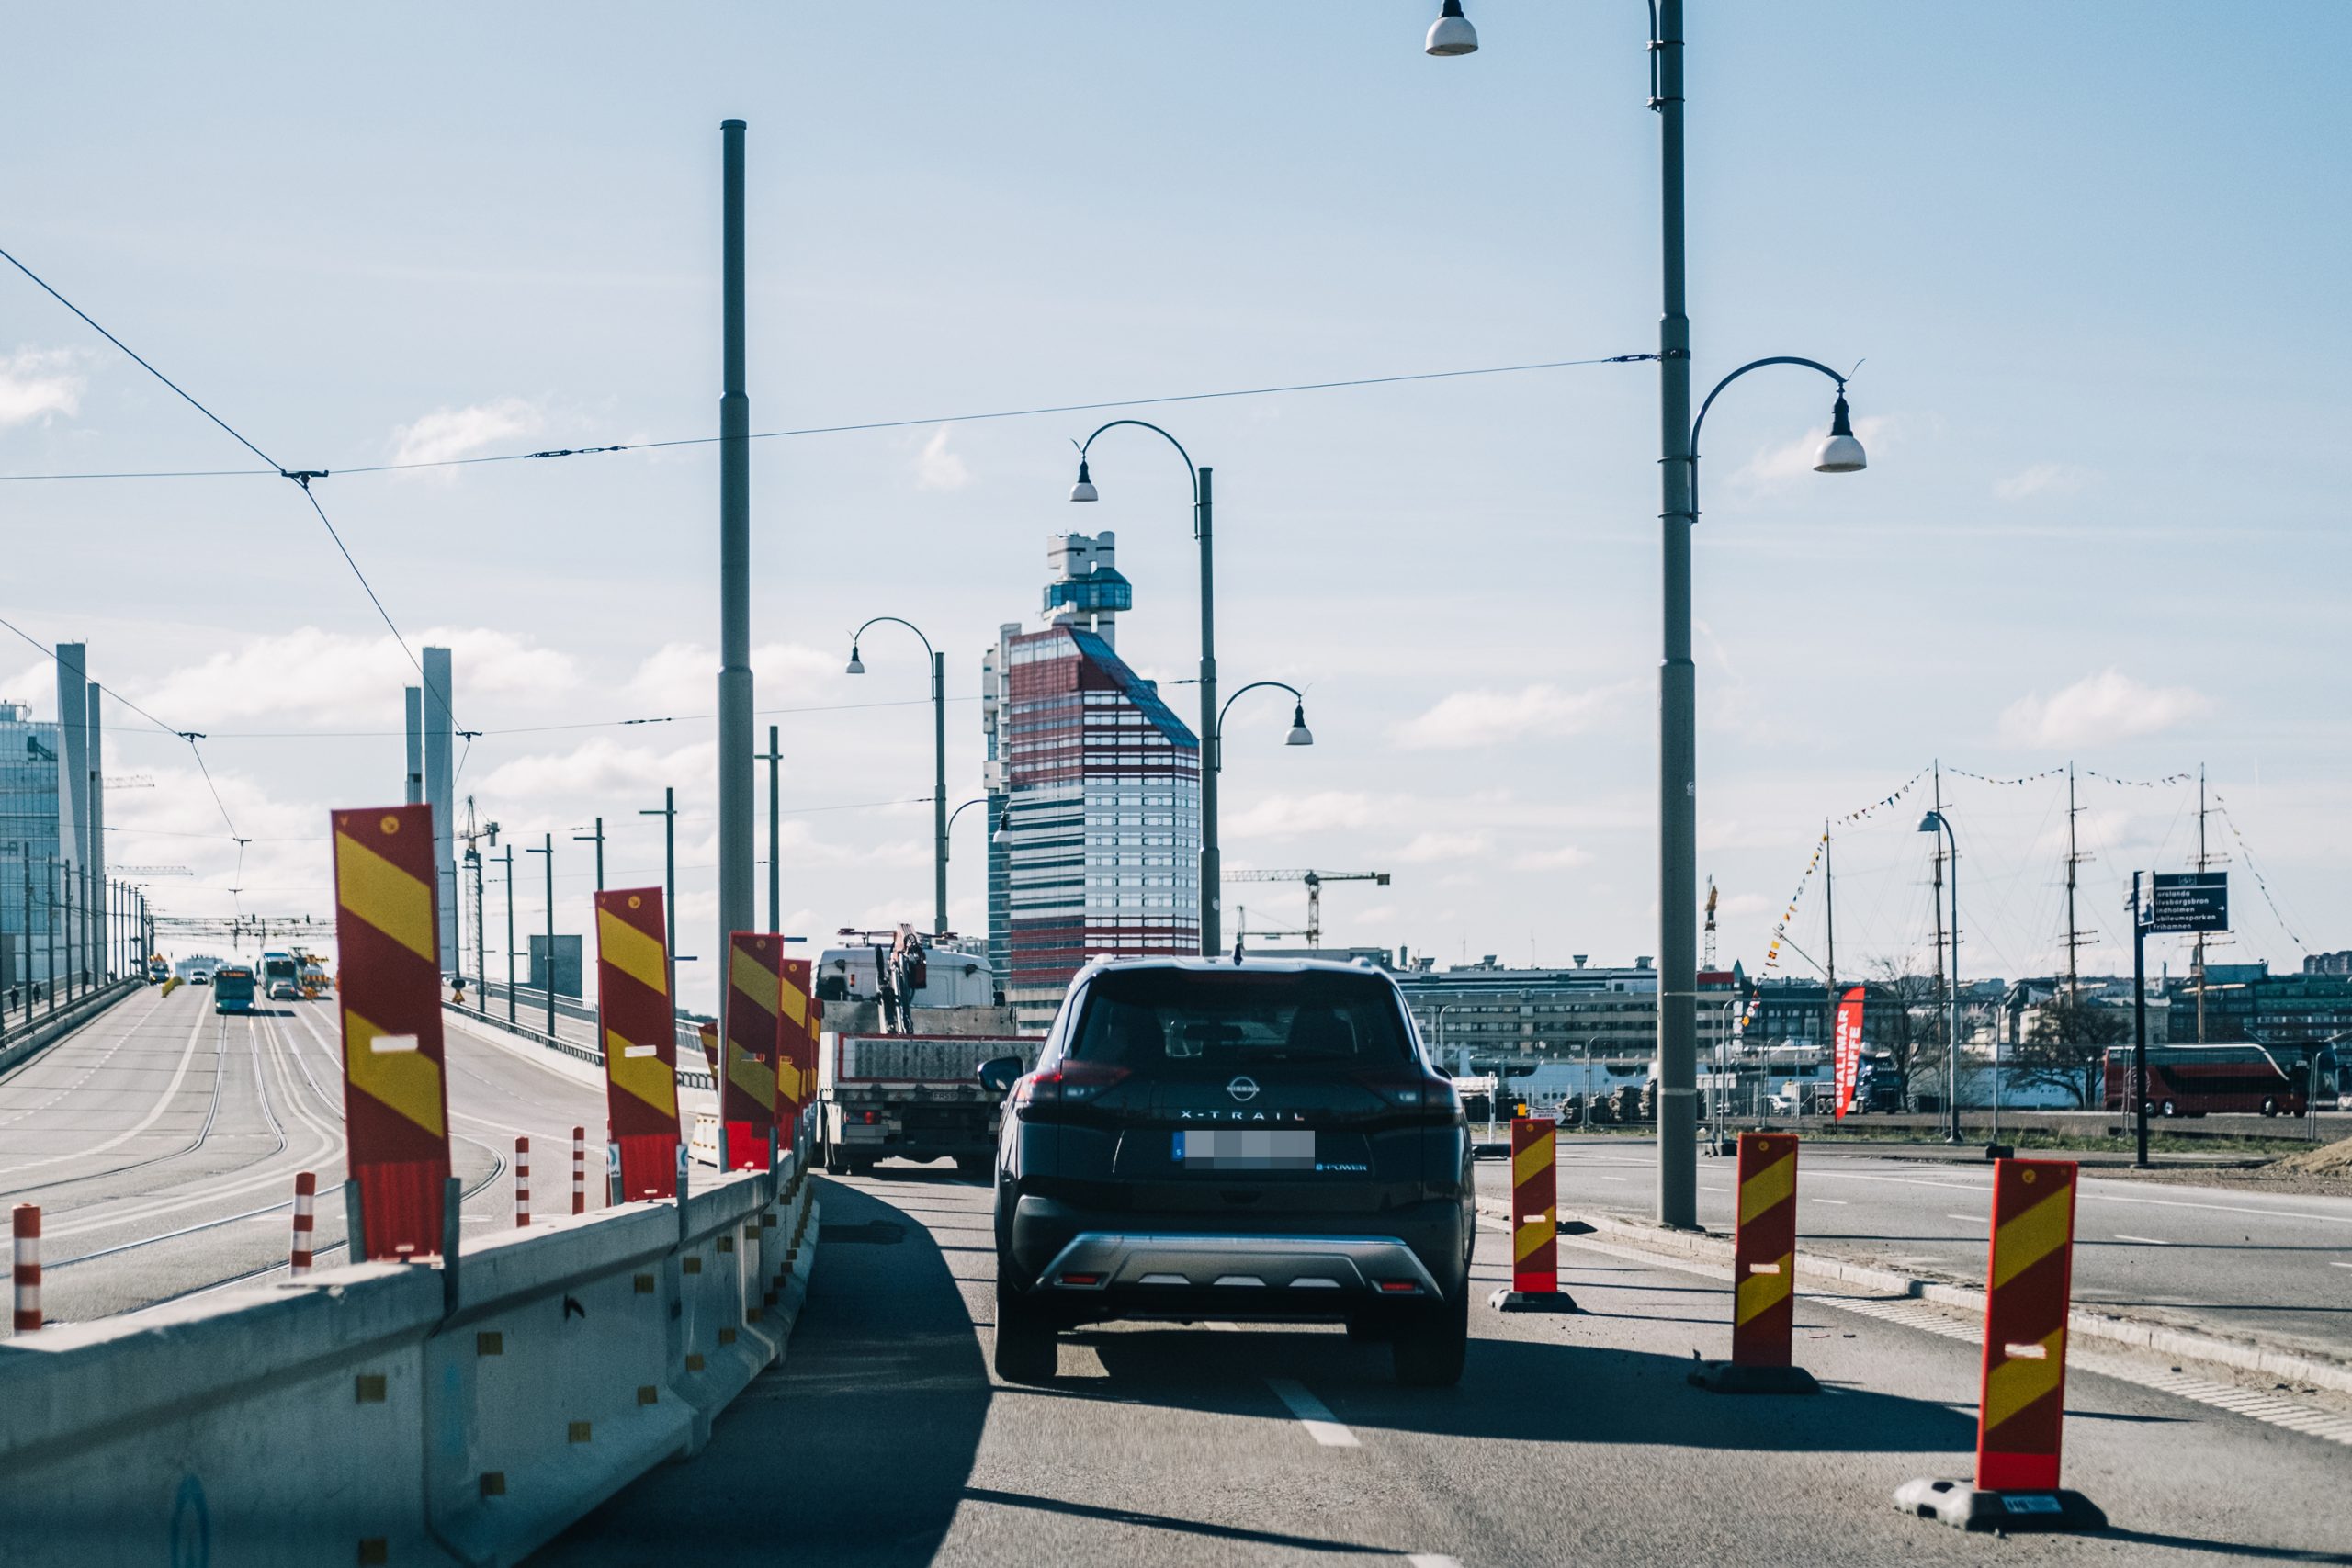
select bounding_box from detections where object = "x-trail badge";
[1226,1076,1260,1102]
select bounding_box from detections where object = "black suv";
[978,957,1473,1386]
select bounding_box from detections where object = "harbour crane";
[1220,869,1390,949]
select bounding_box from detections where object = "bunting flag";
[594,887,681,1199]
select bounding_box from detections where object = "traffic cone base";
[1894,1478,2107,1534]
[1687,1360,1819,1395]
[1487,1285,1577,1313]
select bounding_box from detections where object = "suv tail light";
[1012,1060,1131,1119]
[1354,1069,1459,1114]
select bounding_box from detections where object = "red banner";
[329,805,452,1260]
[1832,986,1865,1120]
[594,887,681,1199]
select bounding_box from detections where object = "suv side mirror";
[977,1055,1024,1095]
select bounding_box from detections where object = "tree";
[2016,995,2131,1107]
[1866,960,1946,1109]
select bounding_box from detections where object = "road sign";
[2140,872,2227,933]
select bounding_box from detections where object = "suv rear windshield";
[1069,969,1414,1071]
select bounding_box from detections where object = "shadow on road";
[1075,1325,1978,1454]
[532,1176,990,1568]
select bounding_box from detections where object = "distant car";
[267,980,300,1001]
[982,957,1474,1388]
[189,971,211,986]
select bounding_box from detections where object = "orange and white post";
[1489,1115,1574,1311]
[571,1125,586,1215]
[1690,1133,1817,1393]
[1896,1158,2106,1532]
[12,1203,39,1335]
[514,1136,532,1227]
[289,1171,317,1278]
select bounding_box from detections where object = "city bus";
[2102,1042,2340,1118]
[212,965,258,1016]
[260,950,302,998]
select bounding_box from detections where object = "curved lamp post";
[1918,808,1966,1146]
[1427,5,1869,1231]
[1216,681,1315,773]
[1069,419,1222,957]
[844,615,948,936]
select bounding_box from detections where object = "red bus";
[2102,1042,2339,1118]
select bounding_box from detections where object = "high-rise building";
[984,532,1200,1031]
[1,645,108,998]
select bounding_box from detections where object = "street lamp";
[1068,420,1222,957]
[1919,809,1965,1145]
[1215,682,1316,777]
[844,616,949,937]
[1426,6,1868,1232]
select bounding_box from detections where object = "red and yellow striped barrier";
[1977,1158,2078,1491]
[774,958,816,1153]
[1896,1156,2102,1531]
[721,932,784,1169]
[594,887,681,1200]
[1510,1115,1556,1294]
[330,805,452,1261]
[1731,1133,1798,1367]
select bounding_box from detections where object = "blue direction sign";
[2141,871,2228,933]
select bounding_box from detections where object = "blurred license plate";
[1173,1130,1315,1170]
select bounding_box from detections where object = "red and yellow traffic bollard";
[1690,1133,1819,1393]
[1488,1115,1576,1312]
[1897,1158,2106,1532]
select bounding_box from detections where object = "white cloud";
[133,626,576,723]
[1522,844,1592,870]
[1396,830,1490,864]
[620,641,839,715]
[1222,790,1393,838]
[390,397,543,468]
[1994,462,2097,502]
[0,347,86,426]
[913,425,970,491]
[1734,412,1900,489]
[1394,682,1629,750]
[1998,668,2211,748]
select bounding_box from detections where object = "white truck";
[815,1017,1041,1179]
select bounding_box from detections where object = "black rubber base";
[1470,1141,1510,1160]
[1687,1360,1821,1394]
[1894,1478,2107,1533]
[1984,1143,2016,1161]
[1487,1287,1578,1314]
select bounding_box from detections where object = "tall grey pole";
[716,118,756,977]
[538,833,556,1039]
[503,846,516,1027]
[932,650,948,935]
[403,687,424,804]
[1652,0,1697,1229]
[761,726,781,931]
[2132,874,2150,1168]
[1195,466,1219,958]
[642,788,678,1007]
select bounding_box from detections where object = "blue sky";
[5,2,2345,1010]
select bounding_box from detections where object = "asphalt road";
[537,1161,2352,1568]
[0,985,638,1324]
[1476,1134,2352,1364]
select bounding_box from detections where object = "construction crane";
[1702,876,1718,967]
[1220,870,1390,948]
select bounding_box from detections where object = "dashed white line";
[1266,1377,1359,1448]
[1944,1213,1986,1224]
[2113,1234,2172,1247]
[2330,1262,2352,1270]
[1407,1556,1464,1567]
[1810,1198,1849,1206]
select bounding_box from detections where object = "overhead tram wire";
[0,353,1656,484]
[0,243,450,737]
[0,607,239,840]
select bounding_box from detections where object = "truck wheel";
[1392,1285,1467,1388]
[2260,1097,2279,1117]
[822,1142,848,1176]
[2160,1100,2178,1119]
[848,1156,879,1178]
[956,1154,993,1181]
[993,1265,1057,1384]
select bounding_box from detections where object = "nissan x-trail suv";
[978,957,1474,1386]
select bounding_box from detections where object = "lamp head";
[1285,703,1314,747]
[992,809,1012,847]
[1814,391,1868,473]
[1425,0,1478,56]
[1069,457,1098,503]
[1917,810,1943,834]
[844,645,865,676]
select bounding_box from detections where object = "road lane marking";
[0,1000,212,1178]
[2113,1234,2173,1247]
[1407,1557,1463,1567]
[1810,1198,1849,1206]
[2330,1262,2352,1270]
[1700,1184,1727,1192]
[1267,1378,1358,1448]
[1601,1177,1628,1183]
[2083,1190,2352,1226]
[1944,1213,1987,1224]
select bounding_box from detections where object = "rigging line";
[182,693,965,740]
[2210,792,2311,955]
[0,244,283,472]
[292,478,426,694]
[0,353,1651,482]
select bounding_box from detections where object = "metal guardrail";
[445,996,718,1092]
[0,976,144,1077]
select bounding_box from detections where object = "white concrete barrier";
[0,1116,822,1567]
